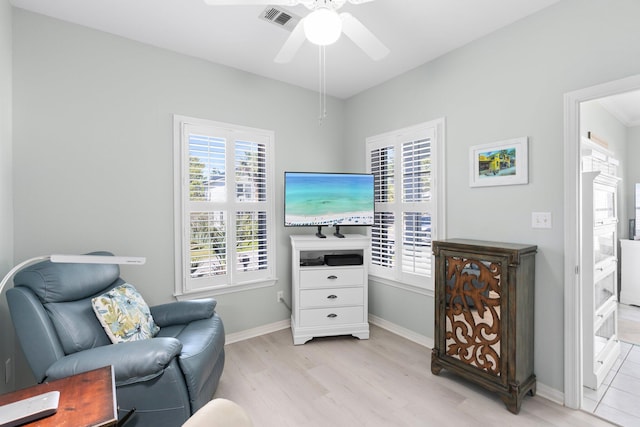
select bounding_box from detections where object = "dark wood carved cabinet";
[431,239,537,414]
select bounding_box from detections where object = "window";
[174,116,276,297]
[366,119,444,292]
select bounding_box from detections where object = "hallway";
[583,304,640,426]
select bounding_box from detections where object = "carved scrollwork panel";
[444,256,502,375]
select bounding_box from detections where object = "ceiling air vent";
[259,6,301,32]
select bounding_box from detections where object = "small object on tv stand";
[316,225,326,239]
[324,253,363,266]
[333,225,345,238]
[300,257,324,266]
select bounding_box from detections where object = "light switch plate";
[532,212,552,229]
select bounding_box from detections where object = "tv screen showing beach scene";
[284,172,375,227]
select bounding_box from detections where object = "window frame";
[365,119,446,294]
[173,115,277,299]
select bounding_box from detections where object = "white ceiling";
[10,0,563,99]
[598,90,640,128]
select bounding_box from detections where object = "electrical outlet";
[277,291,284,303]
[5,358,11,384]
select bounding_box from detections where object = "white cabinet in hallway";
[581,138,621,391]
[621,239,640,307]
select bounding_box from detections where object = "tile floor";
[583,304,640,426]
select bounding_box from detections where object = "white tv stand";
[290,234,370,345]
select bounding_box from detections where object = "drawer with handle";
[299,306,364,327]
[299,267,364,288]
[300,287,363,308]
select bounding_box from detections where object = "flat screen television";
[284,172,375,238]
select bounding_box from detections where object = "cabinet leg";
[292,335,313,345]
[500,394,522,415]
[501,379,535,414]
[431,363,443,376]
[352,332,370,340]
[430,349,443,375]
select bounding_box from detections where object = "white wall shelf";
[581,143,621,390]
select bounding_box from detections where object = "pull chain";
[318,45,328,125]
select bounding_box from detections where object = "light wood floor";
[214,325,616,426]
[582,303,640,426]
[618,303,640,346]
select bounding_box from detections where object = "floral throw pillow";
[92,283,160,344]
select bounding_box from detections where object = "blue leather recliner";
[6,253,225,427]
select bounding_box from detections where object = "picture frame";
[469,137,528,187]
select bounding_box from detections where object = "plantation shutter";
[234,139,268,273]
[370,145,395,269]
[366,120,441,291]
[175,116,275,296]
[401,137,432,277]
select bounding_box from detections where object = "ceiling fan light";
[304,8,342,46]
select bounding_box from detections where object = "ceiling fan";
[203,0,389,63]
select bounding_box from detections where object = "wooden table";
[0,366,118,426]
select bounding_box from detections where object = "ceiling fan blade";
[274,20,306,63]
[203,0,301,5]
[340,12,389,61]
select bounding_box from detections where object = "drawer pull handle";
[327,313,338,318]
[327,295,338,299]
[327,275,338,280]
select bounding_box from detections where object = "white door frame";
[563,74,640,409]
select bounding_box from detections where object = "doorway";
[564,75,640,416]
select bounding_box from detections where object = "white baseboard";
[224,316,428,346]
[367,314,565,406]
[225,319,291,344]
[225,315,565,406]
[368,314,434,348]
[535,382,564,406]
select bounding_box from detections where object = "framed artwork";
[469,137,528,187]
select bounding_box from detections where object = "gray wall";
[580,100,628,238]
[11,7,346,340]
[344,0,640,392]
[627,126,640,229]
[0,0,14,394]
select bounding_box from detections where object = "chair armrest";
[45,337,183,386]
[151,299,216,327]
